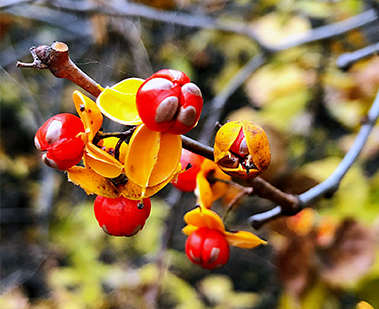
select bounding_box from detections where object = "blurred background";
[1,0,379,308]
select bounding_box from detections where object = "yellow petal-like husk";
[357,301,374,309]
[184,207,225,233]
[196,160,231,208]
[182,224,199,236]
[217,165,260,179]
[213,120,242,163]
[85,143,123,178]
[98,137,128,164]
[73,90,103,140]
[96,78,144,125]
[242,120,271,173]
[224,230,267,248]
[196,172,213,209]
[148,132,182,187]
[67,166,119,198]
[120,162,182,200]
[124,125,161,188]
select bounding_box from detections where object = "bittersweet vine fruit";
[182,207,267,268]
[136,69,203,135]
[73,90,124,178]
[185,226,230,269]
[94,195,151,237]
[214,120,271,178]
[172,149,205,192]
[34,113,85,170]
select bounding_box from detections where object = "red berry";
[94,196,151,237]
[185,226,230,269]
[136,69,203,135]
[172,149,205,192]
[34,113,85,170]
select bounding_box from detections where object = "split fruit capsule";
[172,149,205,192]
[185,226,230,269]
[94,196,151,237]
[214,120,271,179]
[34,113,85,170]
[136,69,203,135]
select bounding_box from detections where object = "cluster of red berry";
[34,70,203,238]
[34,69,268,270]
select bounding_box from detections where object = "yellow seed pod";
[214,120,271,178]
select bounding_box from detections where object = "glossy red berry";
[185,226,230,269]
[172,149,205,192]
[94,196,151,237]
[34,113,85,170]
[136,69,203,135]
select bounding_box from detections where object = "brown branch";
[180,135,302,214]
[249,89,379,229]
[181,135,214,161]
[17,42,102,97]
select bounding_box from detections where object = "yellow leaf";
[224,230,267,249]
[67,166,119,197]
[96,78,144,125]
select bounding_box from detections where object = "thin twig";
[249,89,379,229]
[199,53,266,144]
[180,135,300,210]
[43,0,269,50]
[299,89,379,205]
[0,0,32,9]
[274,9,378,51]
[337,42,379,70]
[94,127,136,141]
[181,135,214,161]
[31,1,379,54]
[223,187,253,222]
[145,189,184,309]
[17,42,102,97]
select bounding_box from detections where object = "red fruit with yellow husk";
[214,120,271,179]
[34,113,85,170]
[136,69,203,135]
